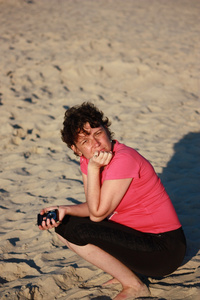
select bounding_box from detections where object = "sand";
[0,0,199,299]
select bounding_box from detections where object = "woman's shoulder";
[113,140,139,157]
[105,141,141,179]
[113,140,149,169]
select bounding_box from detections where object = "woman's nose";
[93,137,100,147]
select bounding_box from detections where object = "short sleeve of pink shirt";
[80,156,88,175]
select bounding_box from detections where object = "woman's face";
[71,122,112,159]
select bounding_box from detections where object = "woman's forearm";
[86,165,101,216]
[63,202,90,217]
[86,152,113,219]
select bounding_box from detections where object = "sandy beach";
[0,0,200,299]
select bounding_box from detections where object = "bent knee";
[56,233,81,251]
[56,233,71,248]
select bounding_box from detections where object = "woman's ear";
[71,145,82,156]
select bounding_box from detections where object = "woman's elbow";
[89,214,105,222]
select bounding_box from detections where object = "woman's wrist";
[88,161,102,171]
[57,205,69,215]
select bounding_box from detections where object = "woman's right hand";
[89,151,113,169]
[38,205,67,231]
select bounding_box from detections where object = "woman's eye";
[96,131,102,136]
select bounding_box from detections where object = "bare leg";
[57,234,150,299]
[103,277,120,286]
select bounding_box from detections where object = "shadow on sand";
[159,132,200,263]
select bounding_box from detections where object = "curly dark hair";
[61,102,114,149]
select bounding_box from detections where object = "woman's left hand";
[38,205,66,231]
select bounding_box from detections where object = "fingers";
[39,217,59,231]
[40,206,58,215]
[93,151,99,158]
[93,151,113,166]
[102,151,112,165]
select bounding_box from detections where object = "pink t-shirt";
[80,140,181,234]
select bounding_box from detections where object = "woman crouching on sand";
[39,102,186,299]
